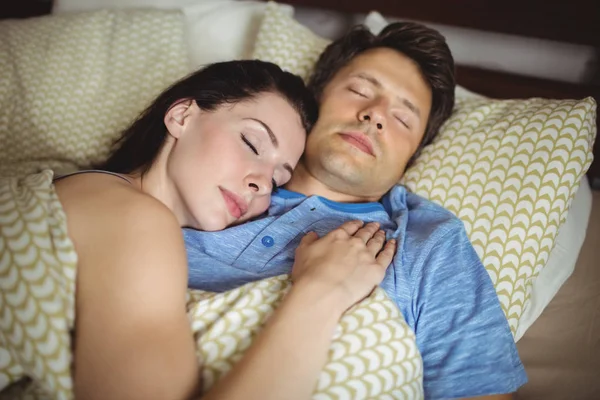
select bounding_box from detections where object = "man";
[184,22,527,399]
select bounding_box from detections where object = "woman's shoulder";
[55,172,179,246]
[56,173,188,292]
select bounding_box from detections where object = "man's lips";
[219,187,248,219]
[339,132,375,156]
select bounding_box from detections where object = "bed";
[1,0,598,398]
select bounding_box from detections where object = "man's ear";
[164,99,194,139]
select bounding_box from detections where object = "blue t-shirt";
[184,186,527,398]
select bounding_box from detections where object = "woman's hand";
[203,220,395,400]
[291,220,396,312]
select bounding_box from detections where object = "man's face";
[303,47,432,199]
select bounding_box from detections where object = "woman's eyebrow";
[245,118,278,148]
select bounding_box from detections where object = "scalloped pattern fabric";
[188,277,423,399]
[252,1,330,81]
[0,9,189,178]
[401,96,596,333]
[0,171,77,399]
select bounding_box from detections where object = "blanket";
[0,171,424,400]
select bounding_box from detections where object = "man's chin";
[322,152,372,174]
[320,162,372,188]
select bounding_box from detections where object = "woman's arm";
[60,174,391,400]
[203,221,395,400]
[58,178,201,400]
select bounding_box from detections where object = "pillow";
[403,96,596,334]
[183,1,293,69]
[513,176,592,340]
[0,9,189,177]
[251,2,598,335]
[252,1,330,82]
[54,0,293,71]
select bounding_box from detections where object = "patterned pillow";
[0,9,189,177]
[251,2,598,335]
[253,1,330,81]
[402,97,596,333]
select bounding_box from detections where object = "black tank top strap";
[53,169,133,185]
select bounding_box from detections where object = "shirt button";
[261,236,275,247]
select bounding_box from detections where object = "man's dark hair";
[308,22,455,166]
[99,60,318,174]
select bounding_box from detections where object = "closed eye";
[241,133,258,155]
[395,116,410,129]
[349,88,368,98]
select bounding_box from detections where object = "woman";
[55,60,394,400]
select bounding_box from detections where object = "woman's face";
[165,92,307,231]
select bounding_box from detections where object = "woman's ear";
[164,99,194,139]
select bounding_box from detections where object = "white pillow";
[183,1,292,68]
[362,10,388,34]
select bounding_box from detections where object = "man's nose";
[358,103,386,131]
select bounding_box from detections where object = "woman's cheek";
[253,195,271,218]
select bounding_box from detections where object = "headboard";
[272,0,600,183]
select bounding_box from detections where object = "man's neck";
[284,164,381,203]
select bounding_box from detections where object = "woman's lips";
[219,187,248,219]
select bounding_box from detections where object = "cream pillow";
[251,2,598,335]
[403,96,595,334]
[253,1,330,82]
[0,9,189,177]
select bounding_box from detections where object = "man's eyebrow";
[351,72,421,120]
[402,99,421,119]
[245,118,293,176]
[353,72,381,88]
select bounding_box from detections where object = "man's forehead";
[333,48,417,82]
